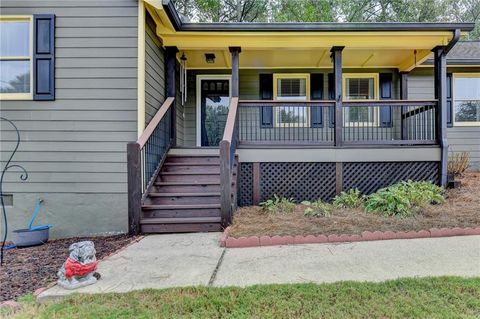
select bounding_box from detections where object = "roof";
[162,0,475,33]
[423,41,480,65]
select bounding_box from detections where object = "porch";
[126,3,467,233]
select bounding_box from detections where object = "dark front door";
[200,79,230,146]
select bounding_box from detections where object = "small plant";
[364,180,445,218]
[260,195,296,214]
[448,151,470,177]
[333,189,364,209]
[301,200,332,217]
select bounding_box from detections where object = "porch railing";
[219,97,239,227]
[237,99,438,146]
[127,97,175,235]
[342,100,438,145]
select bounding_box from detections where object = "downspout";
[438,29,460,187]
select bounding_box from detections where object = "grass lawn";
[4,277,480,319]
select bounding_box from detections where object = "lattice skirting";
[343,161,440,194]
[238,161,440,206]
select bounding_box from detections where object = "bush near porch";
[229,172,480,238]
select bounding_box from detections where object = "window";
[453,74,480,126]
[343,74,379,126]
[273,74,310,127]
[0,16,33,100]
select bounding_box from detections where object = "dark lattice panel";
[260,162,336,202]
[343,161,440,195]
[239,163,253,206]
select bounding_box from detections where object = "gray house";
[0,0,478,238]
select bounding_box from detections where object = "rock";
[0,300,21,309]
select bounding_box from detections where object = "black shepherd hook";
[0,117,28,266]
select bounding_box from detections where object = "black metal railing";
[238,101,335,145]
[237,100,438,146]
[342,100,437,144]
[127,97,175,235]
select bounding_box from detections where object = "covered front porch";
[125,0,472,234]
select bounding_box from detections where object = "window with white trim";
[273,74,310,127]
[343,74,379,126]
[0,16,33,100]
[454,75,480,125]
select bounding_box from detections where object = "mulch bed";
[0,234,139,302]
[229,172,480,238]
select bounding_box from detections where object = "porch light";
[205,53,216,63]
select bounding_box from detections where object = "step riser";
[166,157,220,164]
[142,209,221,218]
[162,166,220,173]
[141,223,222,233]
[159,174,220,183]
[145,196,220,205]
[154,184,221,193]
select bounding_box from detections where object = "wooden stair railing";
[219,97,239,227]
[127,97,175,235]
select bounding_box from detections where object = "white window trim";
[343,73,380,127]
[452,73,480,127]
[0,15,34,101]
[273,73,310,128]
[195,74,232,147]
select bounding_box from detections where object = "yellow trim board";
[137,1,146,137]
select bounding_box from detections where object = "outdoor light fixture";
[205,53,215,63]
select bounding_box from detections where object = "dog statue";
[57,241,99,290]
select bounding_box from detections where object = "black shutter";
[259,73,273,128]
[310,73,324,127]
[447,73,453,127]
[379,73,392,128]
[327,73,335,128]
[33,14,55,100]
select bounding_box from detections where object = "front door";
[199,77,230,146]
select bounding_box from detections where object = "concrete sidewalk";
[39,233,480,302]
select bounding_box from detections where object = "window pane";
[455,77,480,100]
[346,78,374,100]
[348,107,374,123]
[277,78,306,98]
[455,101,480,122]
[278,106,307,125]
[0,60,30,93]
[0,21,30,57]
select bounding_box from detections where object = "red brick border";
[219,227,480,248]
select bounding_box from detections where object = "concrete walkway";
[39,233,480,302]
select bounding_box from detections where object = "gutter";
[161,1,475,33]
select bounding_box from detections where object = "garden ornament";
[57,241,99,290]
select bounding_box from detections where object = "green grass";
[4,277,480,319]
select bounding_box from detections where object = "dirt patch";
[0,234,138,302]
[229,172,480,238]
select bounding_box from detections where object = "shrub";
[301,200,332,217]
[260,195,296,214]
[364,180,445,217]
[448,152,470,176]
[333,189,364,209]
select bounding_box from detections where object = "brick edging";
[219,227,480,248]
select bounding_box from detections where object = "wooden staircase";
[140,152,231,233]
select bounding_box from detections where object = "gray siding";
[182,68,400,146]
[408,67,480,170]
[145,13,165,126]
[0,0,138,238]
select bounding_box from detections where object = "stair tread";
[140,217,221,224]
[164,163,219,166]
[142,204,221,210]
[160,172,220,175]
[154,181,220,186]
[148,192,221,197]
[167,154,219,158]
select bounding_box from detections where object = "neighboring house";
[0,0,478,238]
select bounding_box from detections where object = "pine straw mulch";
[0,234,140,302]
[229,172,480,238]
